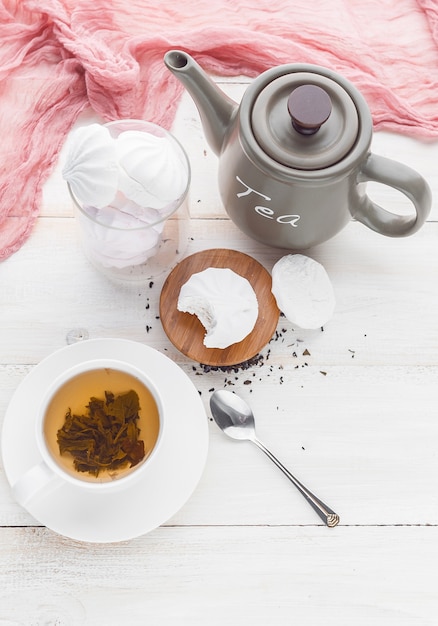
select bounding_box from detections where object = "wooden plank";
[1,363,437,527]
[0,526,436,625]
[42,84,438,222]
[1,217,437,365]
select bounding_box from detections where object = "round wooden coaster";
[159,249,280,366]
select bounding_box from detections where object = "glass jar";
[67,120,190,281]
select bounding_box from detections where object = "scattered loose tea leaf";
[56,389,145,476]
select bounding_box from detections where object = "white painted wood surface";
[1,81,437,625]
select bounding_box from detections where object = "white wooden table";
[1,81,437,625]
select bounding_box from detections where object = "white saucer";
[1,339,208,543]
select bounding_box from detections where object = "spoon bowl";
[210,389,340,527]
[209,389,257,440]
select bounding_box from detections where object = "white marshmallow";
[62,124,119,209]
[271,254,335,329]
[177,268,259,348]
[116,130,188,210]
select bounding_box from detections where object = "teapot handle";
[353,153,431,236]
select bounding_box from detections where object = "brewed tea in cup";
[12,359,162,505]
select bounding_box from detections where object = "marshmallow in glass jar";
[62,120,190,281]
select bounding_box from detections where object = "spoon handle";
[252,437,340,527]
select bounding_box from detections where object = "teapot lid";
[251,72,359,170]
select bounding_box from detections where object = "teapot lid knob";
[287,85,332,135]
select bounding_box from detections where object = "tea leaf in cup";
[56,389,146,476]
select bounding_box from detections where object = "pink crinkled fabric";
[1,0,438,260]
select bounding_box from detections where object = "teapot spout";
[164,50,237,156]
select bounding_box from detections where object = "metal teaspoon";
[209,389,340,527]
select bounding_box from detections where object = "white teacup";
[12,359,163,506]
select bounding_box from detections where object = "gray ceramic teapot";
[164,50,431,249]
